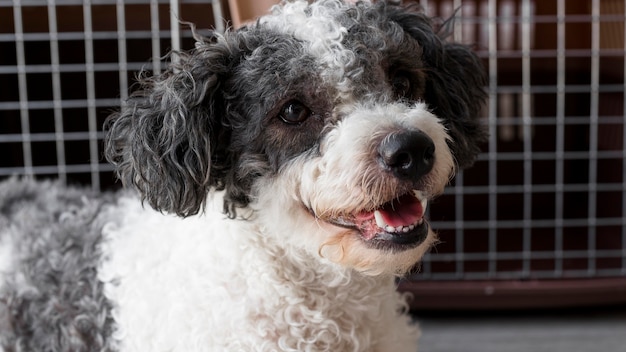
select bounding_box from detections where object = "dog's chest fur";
[98,194,417,351]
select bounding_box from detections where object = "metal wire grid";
[1,0,625,282]
[0,0,223,190]
[415,0,626,281]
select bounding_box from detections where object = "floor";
[414,306,626,352]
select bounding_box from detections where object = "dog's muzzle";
[318,130,436,251]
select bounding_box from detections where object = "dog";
[0,0,487,350]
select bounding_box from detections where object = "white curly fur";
[97,193,420,351]
[262,1,354,72]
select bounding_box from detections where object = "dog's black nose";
[378,131,435,180]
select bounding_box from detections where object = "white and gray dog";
[0,0,486,350]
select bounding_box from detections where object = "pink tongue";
[354,194,424,228]
[378,194,423,227]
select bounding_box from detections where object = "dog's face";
[105,0,487,275]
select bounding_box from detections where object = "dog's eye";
[391,71,412,98]
[279,100,311,125]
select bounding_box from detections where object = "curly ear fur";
[427,42,488,168]
[387,3,488,169]
[104,32,240,217]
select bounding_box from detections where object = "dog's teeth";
[413,190,429,213]
[374,210,387,228]
[375,197,426,234]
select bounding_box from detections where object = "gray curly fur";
[104,0,487,219]
[0,178,117,351]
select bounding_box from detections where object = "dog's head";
[105,0,487,275]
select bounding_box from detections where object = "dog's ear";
[105,32,239,217]
[388,4,488,169]
[424,40,488,169]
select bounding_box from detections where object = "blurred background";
[1,0,625,337]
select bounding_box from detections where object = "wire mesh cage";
[1,0,625,309]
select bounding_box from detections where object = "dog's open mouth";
[321,190,430,249]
